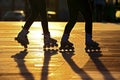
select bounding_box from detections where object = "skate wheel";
[44,46,50,48]
[55,44,58,47]
[85,47,100,53]
[23,44,28,48]
[15,37,17,40]
[59,47,74,52]
[59,47,63,51]
[50,45,54,47]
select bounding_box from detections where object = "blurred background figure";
[94,0,106,22]
[0,0,120,22]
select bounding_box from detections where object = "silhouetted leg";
[63,0,78,35]
[39,0,49,34]
[80,0,100,52]
[23,0,39,30]
[60,0,78,51]
[37,0,58,48]
[15,0,39,48]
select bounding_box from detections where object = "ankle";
[21,29,29,34]
[61,34,69,42]
[86,33,92,42]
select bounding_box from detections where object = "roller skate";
[59,34,74,52]
[43,34,58,48]
[59,40,74,52]
[44,49,58,56]
[15,29,29,49]
[85,33,100,53]
[85,40,100,53]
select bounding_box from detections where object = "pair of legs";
[23,0,49,34]
[16,0,57,48]
[61,0,98,46]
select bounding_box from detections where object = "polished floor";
[0,22,120,80]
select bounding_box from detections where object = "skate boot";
[43,34,58,48]
[85,33,100,52]
[15,29,29,48]
[85,40,100,53]
[59,40,74,52]
[59,34,74,52]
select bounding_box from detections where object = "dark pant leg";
[23,0,40,30]
[39,0,49,34]
[63,0,78,35]
[79,0,93,36]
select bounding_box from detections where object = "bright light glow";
[47,11,56,15]
[31,22,63,37]
[116,10,120,18]
[30,30,43,39]
[31,22,42,28]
